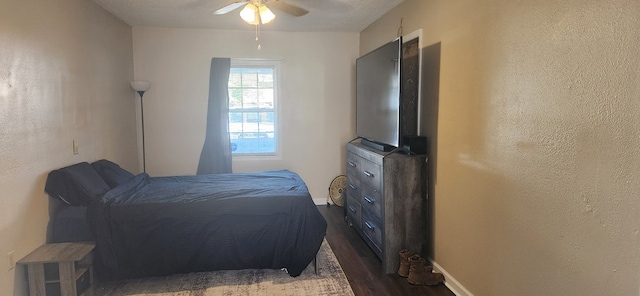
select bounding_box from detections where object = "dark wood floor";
[318,205,455,296]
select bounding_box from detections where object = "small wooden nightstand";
[18,242,95,296]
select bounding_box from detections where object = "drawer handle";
[363,170,374,178]
[348,206,356,213]
[348,183,358,190]
[365,221,375,230]
[364,196,374,204]
[348,161,357,168]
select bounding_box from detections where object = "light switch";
[73,140,78,155]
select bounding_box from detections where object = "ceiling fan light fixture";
[240,3,260,25]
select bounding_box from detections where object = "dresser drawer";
[345,172,361,199]
[362,209,383,252]
[346,152,361,174]
[346,194,362,229]
[360,184,383,219]
[359,158,382,192]
[346,152,362,198]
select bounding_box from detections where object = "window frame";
[228,59,281,159]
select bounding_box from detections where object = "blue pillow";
[45,162,111,206]
[91,159,135,188]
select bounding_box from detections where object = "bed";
[44,160,327,280]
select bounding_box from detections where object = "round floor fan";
[326,175,347,207]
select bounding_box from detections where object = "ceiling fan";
[214,0,309,25]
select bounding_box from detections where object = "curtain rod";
[230,57,285,62]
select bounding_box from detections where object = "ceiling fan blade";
[213,1,248,15]
[268,0,309,17]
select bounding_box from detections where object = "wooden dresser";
[345,140,426,274]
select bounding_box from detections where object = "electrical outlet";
[7,251,15,270]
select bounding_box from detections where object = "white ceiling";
[91,0,404,32]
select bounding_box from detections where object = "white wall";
[362,0,640,295]
[132,27,359,203]
[0,0,136,294]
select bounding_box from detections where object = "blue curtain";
[197,58,232,174]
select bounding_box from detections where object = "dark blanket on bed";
[87,170,327,280]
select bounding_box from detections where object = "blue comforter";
[88,170,327,279]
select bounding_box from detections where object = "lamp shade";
[130,81,151,92]
[259,5,275,24]
[240,4,259,25]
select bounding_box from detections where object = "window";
[228,62,278,155]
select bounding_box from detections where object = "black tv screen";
[356,38,402,148]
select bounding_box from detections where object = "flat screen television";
[356,37,402,150]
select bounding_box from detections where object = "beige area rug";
[95,239,354,296]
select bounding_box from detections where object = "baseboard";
[313,198,326,205]
[429,259,474,296]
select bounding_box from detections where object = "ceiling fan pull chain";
[255,22,262,50]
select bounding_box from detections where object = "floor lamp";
[130,81,151,172]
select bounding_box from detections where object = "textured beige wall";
[0,0,136,294]
[132,27,359,203]
[362,0,640,295]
